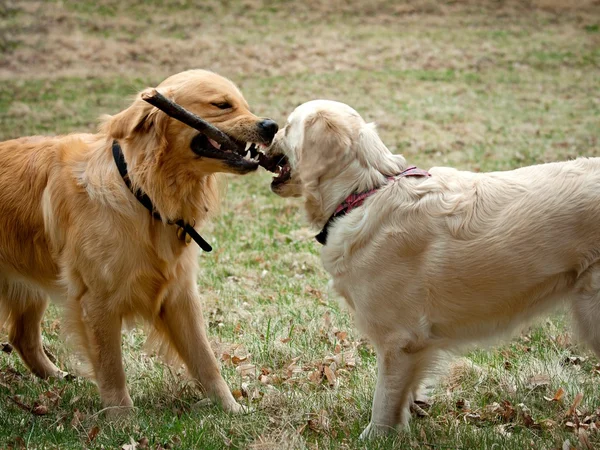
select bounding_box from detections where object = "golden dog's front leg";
[78,294,133,417]
[157,287,242,413]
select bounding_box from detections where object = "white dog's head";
[266,100,406,226]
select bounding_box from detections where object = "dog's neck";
[117,139,219,227]
[305,158,407,230]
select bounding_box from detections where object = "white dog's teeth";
[245,142,252,151]
[245,150,252,159]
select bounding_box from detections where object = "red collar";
[315,166,431,245]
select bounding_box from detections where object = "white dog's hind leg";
[573,264,600,358]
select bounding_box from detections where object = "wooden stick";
[257,152,287,173]
[141,89,238,150]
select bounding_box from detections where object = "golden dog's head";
[107,70,278,176]
[265,100,406,225]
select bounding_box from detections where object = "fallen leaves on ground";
[454,390,600,441]
[87,426,100,443]
[544,387,565,402]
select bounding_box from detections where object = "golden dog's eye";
[211,102,232,110]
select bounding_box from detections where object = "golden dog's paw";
[103,405,135,420]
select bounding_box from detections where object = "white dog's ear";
[298,110,353,224]
[357,122,406,176]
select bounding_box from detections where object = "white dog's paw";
[194,398,253,414]
[359,422,394,440]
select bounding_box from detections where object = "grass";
[1,0,600,448]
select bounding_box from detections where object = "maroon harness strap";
[314,166,431,245]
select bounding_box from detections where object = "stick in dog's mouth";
[142,89,290,175]
[265,154,291,186]
[141,89,270,169]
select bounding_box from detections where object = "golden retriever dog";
[0,69,278,415]
[264,99,600,438]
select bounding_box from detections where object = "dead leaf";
[456,399,470,411]
[308,409,330,432]
[410,402,429,417]
[334,331,348,341]
[465,412,482,422]
[498,400,515,422]
[221,353,232,365]
[323,365,336,387]
[235,364,256,377]
[308,367,323,384]
[122,437,139,450]
[87,426,100,443]
[579,427,593,450]
[231,389,243,400]
[527,373,551,388]
[71,409,85,428]
[566,392,584,417]
[555,333,572,349]
[544,387,565,402]
[10,436,26,449]
[231,355,249,366]
[517,403,539,429]
[539,418,558,430]
[49,319,61,333]
[10,396,47,416]
[138,437,149,449]
[495,424,512,437]
[32,403,48,416]
[258,374,271,385]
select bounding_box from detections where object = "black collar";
[315,214,339,246]
[112,140,213,252]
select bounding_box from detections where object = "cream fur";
[267,99,600,438]
[0,69,275,416]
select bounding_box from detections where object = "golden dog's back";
[0,136,67,284]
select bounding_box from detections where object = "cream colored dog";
[0,70,278,415]
[265,99,600,438]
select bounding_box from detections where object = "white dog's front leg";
[360,345,428,439]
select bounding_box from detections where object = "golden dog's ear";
[298,110,353,224]
[105,88,168,143]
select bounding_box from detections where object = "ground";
[1,1,600,449]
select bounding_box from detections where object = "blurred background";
[1,0,598,170]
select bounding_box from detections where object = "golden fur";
[0,69,276,415]
[266,99,600,438]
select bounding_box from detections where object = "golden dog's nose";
[258,119,279,142]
